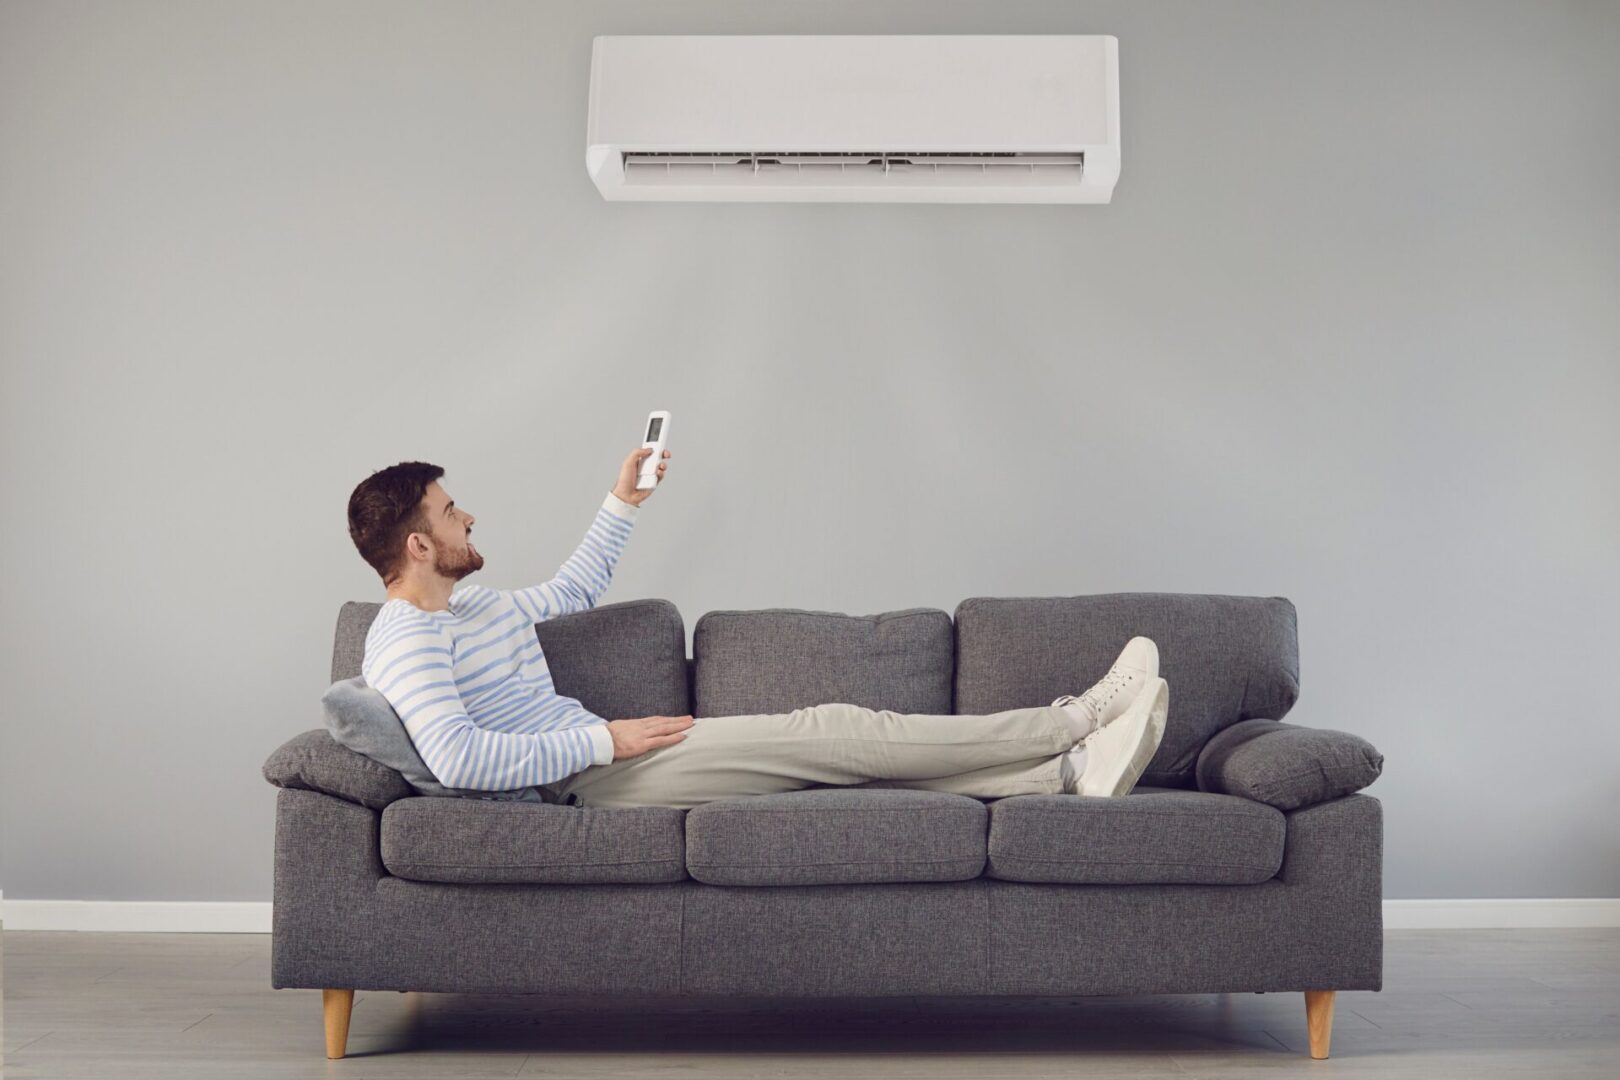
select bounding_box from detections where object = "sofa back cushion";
[329,597,691,720]
[693,608,953,716]
[953,593,1300,788]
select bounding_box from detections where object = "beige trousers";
[548,702,1076,809]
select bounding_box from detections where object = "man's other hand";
[612,446,671,506]
[606,714,694,760]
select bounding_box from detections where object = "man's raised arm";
[504,491,638,624]
[361,615,613,788]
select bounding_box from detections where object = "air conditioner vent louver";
[622,151,1085,188]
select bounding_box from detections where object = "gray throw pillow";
[1195,718,1384,811]
[320,676,555,803]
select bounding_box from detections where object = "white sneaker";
[1052,636,1160,737]
[1066,677,1169,798]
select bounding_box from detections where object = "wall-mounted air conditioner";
[586,35,1120,204]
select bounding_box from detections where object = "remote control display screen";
[646,417,662,441]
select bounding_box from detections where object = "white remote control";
[636,410,671,490]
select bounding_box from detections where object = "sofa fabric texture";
[693,607,953,716]
[953,593,1301,787]
[684,788,988,886]
[379,798,688,884]
[262,729,412,811]
[1196,718,1385,810]
[985,786,1285,885]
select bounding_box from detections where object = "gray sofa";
[263,592,1384,1061]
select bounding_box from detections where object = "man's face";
[415,481,482,581]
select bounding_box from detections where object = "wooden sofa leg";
[323,989,354,1059]
[1304,989,1335,1059]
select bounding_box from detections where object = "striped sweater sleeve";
[362,614,610,789]
[503,491,638,624]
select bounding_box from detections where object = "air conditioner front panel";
[588,35,1114,150]
[586,35,1120,203]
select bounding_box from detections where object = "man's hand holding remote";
[607,714,694,760]
[612,446,671,507]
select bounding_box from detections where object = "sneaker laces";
[1077,665,1135,719]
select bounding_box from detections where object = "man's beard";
[432,537,484,581]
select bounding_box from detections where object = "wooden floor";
[2,928,1616,1078]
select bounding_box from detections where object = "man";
[346,449,1167,810]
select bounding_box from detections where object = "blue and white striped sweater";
[361,491,637,790]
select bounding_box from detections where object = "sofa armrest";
[263,729,413,811]
[1196,719,1383,811]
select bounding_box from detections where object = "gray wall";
[2,0,1616,903]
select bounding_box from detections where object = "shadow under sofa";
[263,592,1384,1061]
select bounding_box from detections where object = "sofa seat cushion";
[986,786,1285,885]
[684,788,988,886]
[380,797,688,884]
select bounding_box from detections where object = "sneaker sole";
[1089,678,1169,798]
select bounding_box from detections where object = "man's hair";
[347,461,445,585]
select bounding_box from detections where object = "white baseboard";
[1381,898,1620,929]
[2,897,1617,933]
[2,901,272,933]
